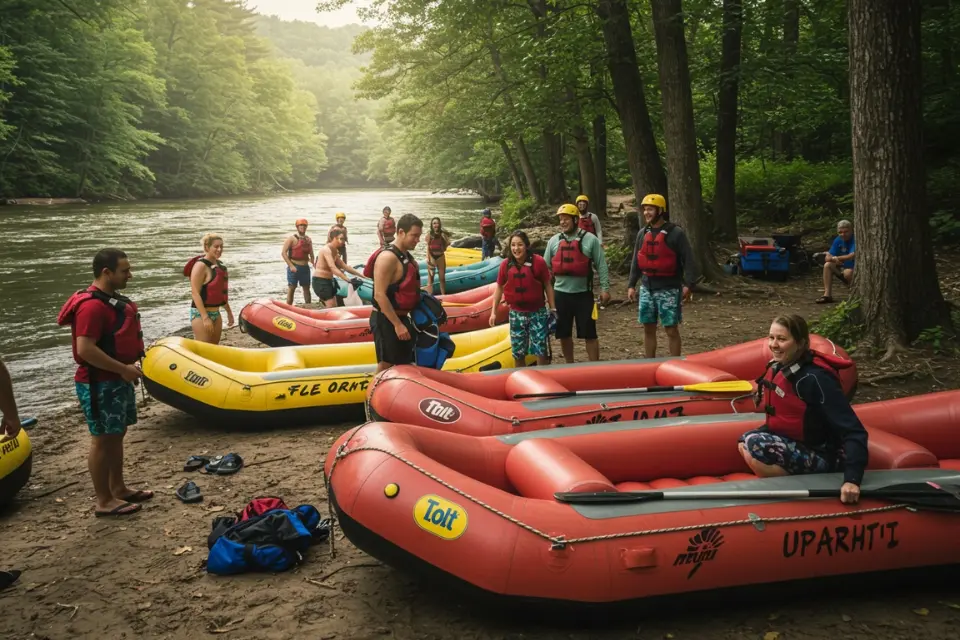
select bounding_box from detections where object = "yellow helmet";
[576,194,589,204]
[557,203,579,217]
[641,193,667,210]
[336,212,346,221]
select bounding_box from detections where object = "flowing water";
[0,188,487,417]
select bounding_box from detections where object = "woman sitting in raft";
[489,230,556,368]
[186,233,234,345]
[738,314,868,505]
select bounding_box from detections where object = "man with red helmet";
[282,218,314,305]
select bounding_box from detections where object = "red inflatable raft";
[365,335,858,435]
[325,389,960,610]
[239,283,506,347]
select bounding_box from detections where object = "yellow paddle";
[512,379,755,399]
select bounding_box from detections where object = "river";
[0,189,488,417]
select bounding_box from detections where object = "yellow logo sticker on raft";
[272,316,296,332]
[413,494,468,540]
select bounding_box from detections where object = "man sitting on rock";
[816,219,855,304]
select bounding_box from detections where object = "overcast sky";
[248,0,373,27]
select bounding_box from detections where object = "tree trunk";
[848,0,951,356]
[593,113,608,216]
[712,0,743,239]
[542,131,569,203]
[500,140,526,198]
[596,0,668,200]
[513,137,543,204]
[573,124,598,209]
[773,0,799,160]
[650,0,723,280]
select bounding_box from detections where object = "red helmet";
[295,218,308,227]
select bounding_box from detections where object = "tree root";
[880,338,911,363]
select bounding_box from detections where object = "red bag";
[239,496,289,522]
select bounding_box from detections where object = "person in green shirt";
[542,204,611,363]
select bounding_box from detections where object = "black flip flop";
[176,481,203,504]
[214,453,243,475]
[184,456,210,472]
[95,502,142,518]
[0,570,21,592]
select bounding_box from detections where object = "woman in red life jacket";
[489,231,556,368]
[186,233,233,344]
[738,314,868,505]
[377,206,396,248]
[426,217,450,295]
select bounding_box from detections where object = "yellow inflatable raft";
[0,428,32,505]
[142,323,527,429]
[444,247,483,267]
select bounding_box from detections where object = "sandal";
[815,295,834,304]
[184,455,210,472]
[213,453,243,475]
[95,502,141,518]
[119,489,154,503]
[176,481,203,504]
[0,570,21,592]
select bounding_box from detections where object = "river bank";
[5,225,960,637]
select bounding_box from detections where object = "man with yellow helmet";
[627,194,699,358]
[575,195,602,244]
[543,203,611,363]
[282,218,314,305]
[328,212,349,262]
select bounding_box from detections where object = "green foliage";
[604,243,630,275]
[809,298,864,352]
[499,189,537,231]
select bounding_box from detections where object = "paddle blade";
[865,481,960,513]
[684,380,755,394]
[20,417,37,428]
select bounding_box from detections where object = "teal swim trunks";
[508,307,549,361]
[639,287,682,327]
[75,380,138,436]
[190,307,221,322]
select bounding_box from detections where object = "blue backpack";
[206,504,329,575]
[411,292,455,369]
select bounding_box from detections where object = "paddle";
[554,481,960,513]
[20,417,37,428]
[512,379,755,400]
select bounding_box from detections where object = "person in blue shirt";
[817,219,855,304]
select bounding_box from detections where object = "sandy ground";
[3,207,960,639]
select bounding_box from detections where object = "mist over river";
[0,189,486,416]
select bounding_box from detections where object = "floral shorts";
[76,380,138,436]
[739,429,840,475]
[639,287,682,327]
[508,307,549,361]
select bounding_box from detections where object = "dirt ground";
[4,205,960,639]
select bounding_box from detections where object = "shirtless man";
[312,230,364,307]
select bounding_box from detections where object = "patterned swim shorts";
[638,287,682,327]
[739,429,840,475]
[75,380,138,437]
[508,307,549,361]
[190,307,221,322]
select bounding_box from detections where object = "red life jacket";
[288,234,312,261]
[184,256,229,307]
[57,287,145,381]
[756,350,853,442]
[371,246,421,313]
[480,216,496,239]
[503,256,546,311]
[636,223,678,277]
[578,214,596,235]
[428,234,445,258]
[551,230,592,278]
[381,216,396,240]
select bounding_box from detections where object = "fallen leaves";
[913,608,930,616]
[173,546,193,556]
[763,632,780,640]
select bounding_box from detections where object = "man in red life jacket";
[575,195,603,245]
[543,204,611,363]
[627,194,699,358]
[328,212,349,262]
[56,248,151,517]
[370,213,424,373]
[377,206,396,249]
[282,219,314,305]
[480,209,501,259]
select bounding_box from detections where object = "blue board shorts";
[76,380,138,436]
[508,307,549,361]
[287,264,310,287]
[639,287,682,327]
[739,429,840,475]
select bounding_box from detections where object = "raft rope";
[366,374,753,427]
[326,434,908,551]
